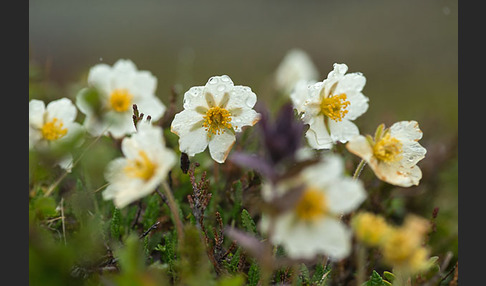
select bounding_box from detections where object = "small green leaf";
[247,262,260,286]
[110,207,121,240]
[364,270,386,286]
[241,209,257,235]
[383,271,395,283]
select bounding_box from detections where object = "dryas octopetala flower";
[102,122,176,208]
[381,215,431,275]
[260,154,366,260]
[29,98,83,171]
[274,48,319,94]
[351,211,391,247]
[346,121,427,187]
[295,63,369,150]
[170,75,260,163]
[76,59,166,139]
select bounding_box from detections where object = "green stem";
[353,159,367,180]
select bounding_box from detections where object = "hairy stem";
[160,180,184,242]
[353,159,367,180]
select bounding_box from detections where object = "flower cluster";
[352,212,432,276]
[29,51,436,285]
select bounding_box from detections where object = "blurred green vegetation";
[29,1,457,285]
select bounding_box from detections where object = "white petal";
[134,95,166,122]
[272,214,352,260]
[328,119,359,143]
[225,85,258,110]
[208,130,236,163]
[171,110,208,156]
[390,121,423,141]
[75,88,95,116]
[131,70,157,97]
[87,63,113,96]
[336,72,366,94]
[313,218,352,260]
[302,154,344,187]
[29,126,42,149]
[231,108,260,132]
[344,92,369,121]
[46,98,77,124]
[104,111,137,139]
[305,115,333,149]
[182,86,208,110]
[326,178,366,215]
[110,59,138,90]
[371,161,422,187]
[29,99,45,129]
[346,135,374,162]
[290,80,314,114]
[203,75,235,104]
[326,63,348,82]
[400,141,427,168]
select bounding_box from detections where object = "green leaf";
[364,270,386,286]
[32,196,58,220]
[247,261,260,286]
[382,271,395,283]
[110,207,121,241]
[241,209,257,235]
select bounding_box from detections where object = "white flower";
[29,98,83,171]
[102,122,176,208]
[260,154,366,260]
[170,75,260,163]
[290,79,317,114]
[76,59,166,138]
[298,63,369,149]
[346,121,427,187]
[274,48,319,94]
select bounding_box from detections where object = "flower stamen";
[373,133,403,163]
[41,118,68,141]
[320,93,350,122]
[124,151,156,180]
[295,188,328,222]
[202,106,233,137]
[109,88,133,112]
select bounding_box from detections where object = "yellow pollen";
[109,88,133,112]
[124,151,156,181]
[320,93,350,121]
[202,106,232,136]
[41,118,68,141]
[373,133,403,163]
[295,188,328,222]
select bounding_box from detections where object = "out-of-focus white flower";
[102,122,176,208]
[170,75,260,163]
[29,98,83,172]
[76,59,166,138]
[274,48,319,94]
[260,154,366,260]
[346,121,427,187]
[297,63,369,150]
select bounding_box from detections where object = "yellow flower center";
[383,228,415,263]
[202,106,232,136]
[124,151,156,181]
[320,93,350,121]
[295,188,328,222]
[373,133,403,163]
[352,212,390,247]
[109,88,133,112]
[41,118,68,141]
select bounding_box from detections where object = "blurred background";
[29,0,458,265]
